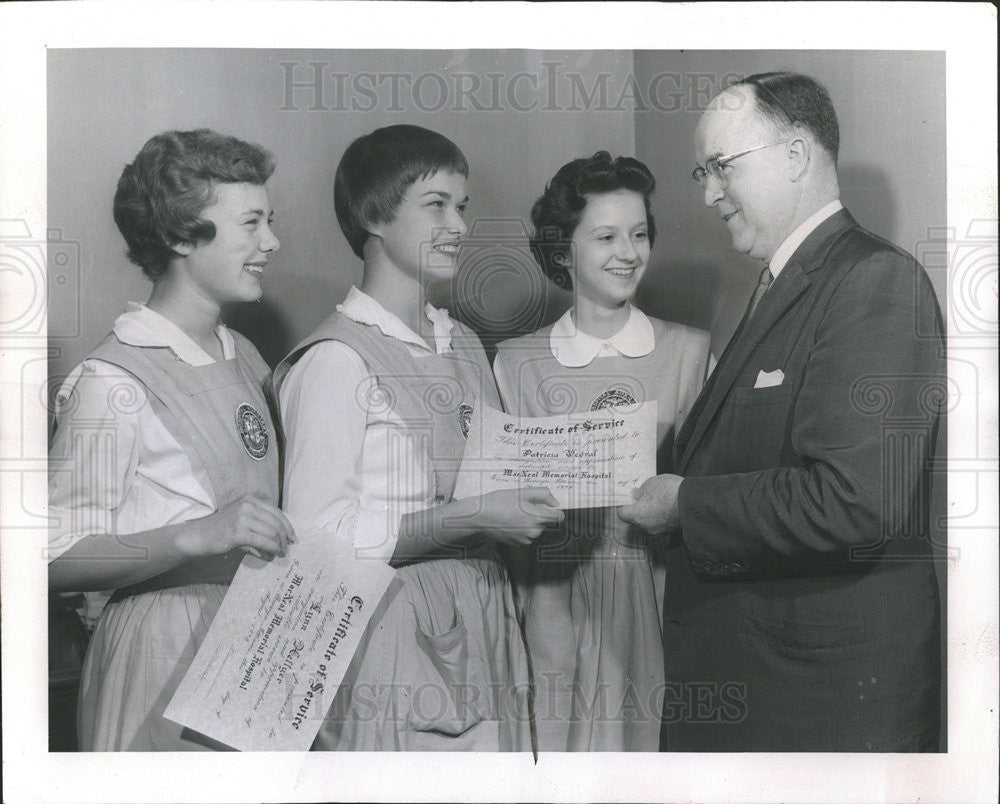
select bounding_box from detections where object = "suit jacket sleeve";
[677,245,945,575]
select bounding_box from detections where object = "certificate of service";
[453,401,657,509]
[164,515,395,751]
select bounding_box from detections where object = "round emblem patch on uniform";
[591,388,638,410]
[458,403,474,439]
[235,402,269,460]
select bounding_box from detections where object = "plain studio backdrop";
[45,47,948,744]
[47,49,945,370]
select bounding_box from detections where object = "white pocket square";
[754,369,785,389]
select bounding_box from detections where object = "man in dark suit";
[619,72,945,751]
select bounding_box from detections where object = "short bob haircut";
[529,151,657,290]
[113,129,275,281]
[334,124,469,259]
[736,71,840,163]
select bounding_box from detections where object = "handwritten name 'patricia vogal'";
[522,448,601,458]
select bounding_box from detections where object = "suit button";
[731,563,743,572]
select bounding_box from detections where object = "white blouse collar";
[549,305,655,368]
[337,286,454,355]
[112,302,234,366]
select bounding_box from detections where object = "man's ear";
[787,126,810,182]
[172,241,195,257]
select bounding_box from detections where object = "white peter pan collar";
[113,302,235,366]
[337,286,454,355]
[549,305,655,368]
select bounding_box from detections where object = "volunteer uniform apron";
[275,313,532,751]
[76,330,279,751]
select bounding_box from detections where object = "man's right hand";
[618,474,684,535]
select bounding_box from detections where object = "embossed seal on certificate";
[458,403,473,438]
[235,402,269,460]
[591,388,637,410]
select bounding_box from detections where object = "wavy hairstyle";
[112,129,275,280]
[529,151,656,290]
[334,124,469,259]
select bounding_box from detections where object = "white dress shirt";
[279,287,456,563]
[768,199,843,280]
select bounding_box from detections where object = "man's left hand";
[618,474,684,535]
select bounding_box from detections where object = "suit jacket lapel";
[675,208,858,473]
[676,265,811,472]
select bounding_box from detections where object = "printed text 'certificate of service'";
[164,516,395,751]
[453,401,657,509]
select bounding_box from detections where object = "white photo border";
[1,2,997,802]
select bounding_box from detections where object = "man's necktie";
[746,265,773,319]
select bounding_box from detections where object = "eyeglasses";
[691,140,790,189]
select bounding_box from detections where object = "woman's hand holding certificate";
[454,402,657,509]
[178,495,295,561]
[164,515,395,751]
[443,488,565,546]
[394,487,564,561]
